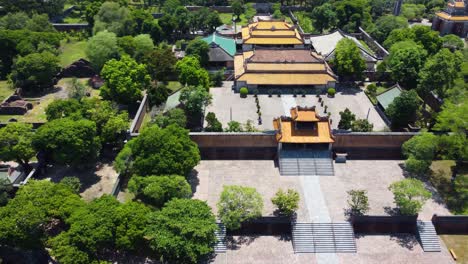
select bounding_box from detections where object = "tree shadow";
[389,234,418,250]
[187,169,200,196]
[383,206,400,216]
[226,235,259,250]
[37,163,101,193]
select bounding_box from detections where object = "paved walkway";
[280,96,339,264]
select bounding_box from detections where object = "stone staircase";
[292,222,356,253]
[417,221,441,252]
[279,149,334,176]
[214,222,227,253]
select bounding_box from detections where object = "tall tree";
[86,30,119,71]
[0,0,66,17]
[332,38,366,79]
[369,15,408,43]
[179,85,212,118]
[0,123,35,173]
[100,55,150,105]
[386,90,420,128]
[389,178,431,215]
[143,45,177,82]
[338,108,356,130]
[386,41,427,88]
[128,175,191,207]
[311,3,337,33]
[93,1,134,36]
[185,38,210,66]
[133,34,154,61]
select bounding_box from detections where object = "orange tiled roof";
[290,107,320,122]
[436,11,468,21]
[241,20,303,45]
[273,117,334,144]
[237,73,335,85]
[246,63,326,72]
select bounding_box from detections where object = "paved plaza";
[207,83,387,131]
[192,159,453,264]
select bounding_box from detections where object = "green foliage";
[226,120,244,132]
[0,123,35,172]
[367,83,377,96]
[60,177,82,194]
[205,112,223,132]
[179,85,212,117]
[176,56,210,89]
[403,132,438,161]
[335,0,372,32]
[0,12,29,30]
[401,4,425,21]
[232,0,245,18]
[271,189,300,216]
[11,51,60,92]
[210,68,225,87]
[117,35,136,56]
[128,175,191,207]
[369,15,408,43]
[185,38,210,66]
[327,87,336,96]
[244,120,259,132]
[332,38,366,79]
[146,198,218,263]
[384,26,441,55]
[100,55,150,105]
[133,34,154,61]
[386,40,427,88]
[418,49,463,98]
[217,185,263,230]
[45,98,83,121]
[386,90,420,128]
[338,108,356,130]
[68,78,88,100]
[405,156,431,176]
[0,0,65,17]
[101,112,129,146]
[0,180,83,249]
[25,13,55,32]
[347,189,370,215]
[93,2,134,36]
[389,178,431,215]
[147,83,170,107]
[143,45,177,82]
[153,108,187,128]
[86,31,119,71]
[441,34,464,51]
[351,119,373,132]
[0,178,12,206]
[311,3,337,33]
[33,118,101,166]
[240,87,248,98]
[115,124,200,176]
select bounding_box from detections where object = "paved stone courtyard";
[192,159,454,264]
[206,83,387,131]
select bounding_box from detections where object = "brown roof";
[291,107,320,122]
[248,49,322,63]
[273,117,334,144]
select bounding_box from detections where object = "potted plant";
[240,87,249,98]
[324,105,328,113]
[268,90,273,97]
[327,87,336,97]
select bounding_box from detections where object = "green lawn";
[59,40,88,67]
[441,235,468,263]
[0,81,14,102]
[167,81,183,92]
[219,13,249,26]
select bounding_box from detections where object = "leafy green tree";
[10,51,60,93]
[232,0,244,19]
[389,178,431,215]
[411,25,442,55]
[115,124,200,176]
[146,198,218,263]
[217,185,263,230]
[401,3,425,21]
[205,112,223,132]
[154,108,187,128]
[68,78,88,100]
[383,28,415,49]
[128,175,191,207]
[347,189,370,215]
[117,35,136,56]
[147,83,169,107]
[176,56,210,88]
[441,34,464,51]
[311,3,337,33]
[403,132,438,161]
[143,45,177,82]
[86,30,119,70]
[369,15,408,43]
[33,118,101,166]
[0,123,35,173]
[45,98,84,121]
[271,189,300,216]
[351,119,373,132]
[386,90,419,128]
[25,13,55,32]
[101,112,129,146]
[332,38,365,79]
[179,85,212,117]
[0,0,66,17]
[185,38,210,66]
[0,12,29,30]
[206,12,222,32]
[100,55,150,105]
[133,34,154,61]
[335,0,372,32]
[0,180,83,249]
[386,41,427,88]
[418,49,463,98]
[93,1,134,36]
[60,177,82,194]
[338,108,356,130]
[0,178,12,206]
[226,120,244,132]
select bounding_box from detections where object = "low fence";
[227,216,292,236]
[185,6,232,13]
[432,215,468,234]
[52,23,90,31]
[351,215,418,234]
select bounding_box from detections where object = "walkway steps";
[214,222,227,253]
[280,149,334,176]
[292,222,356,253]
[417,221,441,252]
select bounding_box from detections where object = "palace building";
[432,0,468,37]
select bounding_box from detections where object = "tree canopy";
[93,1,134,36]
[386,41,427,88]
[332,38,365,79]
[179,85,212,117]
[115,124,200,176]
[311,3,337,33]
[369,15,408,43]
[0,123,35,172]
[143,45,177,82]
[86,30,119,71]
[386,90,420,128]
[175,56,210,89]
[185,38,210,66]
[0,0,65,17]
[389,178,431,215]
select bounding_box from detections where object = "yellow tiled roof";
[244,37,303,45]
[246,63,326,72]
[273,119,334,143]
[250,30,297,36]
[255,21,291,30]
[242,20,303,45]
[291,108,320,122]
[436,12,468,21]
[237,73,335,85]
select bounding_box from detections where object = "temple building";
[202,33,236,70]
[234,48,337,91]
[432,0,468,37]
[239,19,310,50]
[273,106,334,176]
